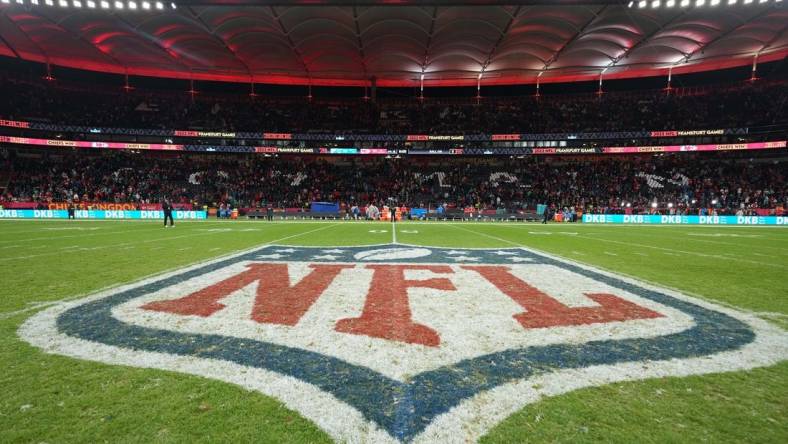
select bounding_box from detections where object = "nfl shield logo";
[21,245,788,442]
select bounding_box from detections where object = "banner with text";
[582,214,787,225]
[0,210,206,220]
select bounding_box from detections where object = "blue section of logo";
[55,246,754,442]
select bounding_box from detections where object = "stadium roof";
[0,0,785,87]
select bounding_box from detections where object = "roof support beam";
[478,5,523,77]
[352,5,369,81]
[541,5,605,73]
[270,5,312,80]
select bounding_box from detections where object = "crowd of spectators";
[2,149,784,216]
[0,72,785,134]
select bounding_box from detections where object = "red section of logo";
[462,266,664,328]
[335,265,456,347]
[142,264,352,325]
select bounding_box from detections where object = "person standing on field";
[163,200,174,227]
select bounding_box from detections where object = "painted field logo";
[20,245,788,443]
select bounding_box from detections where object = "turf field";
[0,219,786,443]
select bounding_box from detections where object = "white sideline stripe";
[569,234,787,270]
[0,222,228,244]
[0,223,329,263]
[447,224,786,270]
[0,223,339,320]
[446,224,785,310]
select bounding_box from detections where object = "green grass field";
[0,219,786,443]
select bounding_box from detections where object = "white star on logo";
[446,250,467,255]
[312,255,340,260]
[449,256,480,262]
[508,257,532,262]
[256,253,285,259]
[493,250,517,256]
[321,249,345,254]
[275,248,296,253]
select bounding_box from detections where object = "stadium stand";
[0,72,786,134]
[2,149,784,218]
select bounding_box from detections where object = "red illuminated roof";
[0,1,785,86]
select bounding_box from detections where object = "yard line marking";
[0,222,228,244]
[568,234,787,270]
[447,224,787,271]
[571,251,586,256]
[392,219,397,244]
[634,252,648,256]
[209,247,221,251]
[0,224,296,263]
[0,223,340,319]
[603,251,618,256]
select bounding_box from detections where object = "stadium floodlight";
[128,1,137,9]
[691,199,697,204]
[45,0,53,6]
[638,0,647,7]
[728,0,737,4]
[696,0,706,6]
[743,0,753,3]
[73,0,81,7]
[668,203,674,208]
[626,203,632,208]
[114,0,122,8]
[666,0,676,6]
[15,0,23,5]
[627,1,634,6]
[32,0,39,5]
[141,1,149,9]
[154,1,162,9]
[86,0,94,7]
[710,0,720,4]
[680,0,690,6]
[100,0,108,7]
[652,0,660,7]
[170,1,175,8]
[1,0,10,5]
[58,0,67,6]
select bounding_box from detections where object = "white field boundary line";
[0,221,233,244]
[488,224,788,250]
[0,222,326,263]
[446,223,788,322]
[446,223,786,270]
[0,223,340,321]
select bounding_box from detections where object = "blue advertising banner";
[582,214,787,225]
[310,202,340,213]
[0,209,207,220]
[409,208,428,218]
